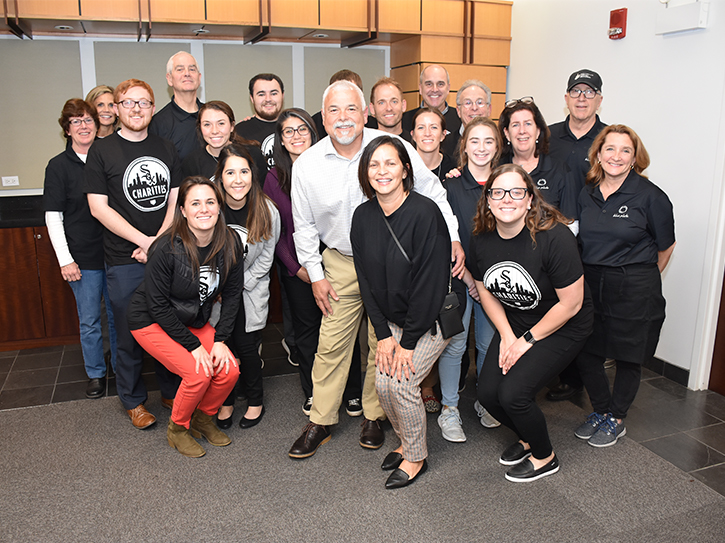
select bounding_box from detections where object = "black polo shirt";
[500,153,578,220]
[445,164,484,255]
[149,96,204,160]
[577,170,675,267]
[548,115,607,193]
[402,103,461,158]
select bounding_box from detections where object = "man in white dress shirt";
[288,80,465,459]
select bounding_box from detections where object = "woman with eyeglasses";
[181,101,266,185]
[351,136,451,489]
[469,163,593,482]
[85,85,117,138]
[44,98,117,400]
[573,125,675,448]
[128,177,243,457]
[263,108,363,416]
[214,143,280,430]
[498,97,578,223]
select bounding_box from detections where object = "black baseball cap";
[567,70,602,93]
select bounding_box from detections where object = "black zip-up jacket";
[128,234,244,351]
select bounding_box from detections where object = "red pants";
[131,323,239,428]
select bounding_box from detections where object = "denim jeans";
[68,269,117,379]
[473,300,495,377]
[438,291,474,408]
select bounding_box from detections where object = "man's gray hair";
[321,80,366,113]
[166,51,197,75]
[456,80,491,106]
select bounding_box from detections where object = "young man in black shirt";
[85,79,182,430]
[368,77,411,143]
[234,73,284,172]
[149,51,203,160]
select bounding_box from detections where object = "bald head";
[419,64,450,112]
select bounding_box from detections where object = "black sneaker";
[346,398,363,417]
[302,397,313,416]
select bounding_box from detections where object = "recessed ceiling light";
[312,33,329,39]
[193,28,210,34]
[54,25,73,31]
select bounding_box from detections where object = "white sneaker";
[438,406,467,442]
[474,400,501,428]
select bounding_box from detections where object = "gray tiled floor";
[2,325,725,497]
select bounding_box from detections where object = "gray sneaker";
[575,412,608,440]
[474,400,501,428]
[438,406,466,442]
[589,416,626,448]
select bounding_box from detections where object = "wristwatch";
[523,330,537,345]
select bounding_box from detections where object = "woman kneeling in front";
[129,177,244,457]
[470,164,593,482]
[351,136,451,489]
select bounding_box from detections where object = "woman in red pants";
[129,176,244,457]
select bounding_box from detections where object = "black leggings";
[478,331,587,459]
[223,322,263,408]
[575,351,641,420]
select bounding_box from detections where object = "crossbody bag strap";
[378,204,411,264]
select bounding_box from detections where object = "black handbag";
[379,208,463,340]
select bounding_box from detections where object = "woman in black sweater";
[351,136,451,489]
[128,177,243,458]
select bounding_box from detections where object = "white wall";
[507,0,725,388]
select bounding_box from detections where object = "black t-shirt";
[402,104,461,158]
[577,170,675,267]
[181,144,267,187]
[43,142,105,269]
[148,96,204,160]
[234,117,277,172]
[500,152,578,220]
[83,132,182,266]
[223,203,250,258]
[548,115,607,193]
[469,222,593,341]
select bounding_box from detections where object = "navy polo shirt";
[548,115,607,193]
[149,96,203,160]
[577,170,675,267]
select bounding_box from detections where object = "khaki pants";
[309,249,385,425]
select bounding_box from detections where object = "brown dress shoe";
[167,420,205,458]
[161,397,174,410]
[360,418,384,449]
[289,422,330,459]
[127,404,156,429]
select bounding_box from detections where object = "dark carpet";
[1,373,724,543]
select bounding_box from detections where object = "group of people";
[43,52,675,487]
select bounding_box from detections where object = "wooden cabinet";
[81,0,142,21]
[319,0,369,31]
[206,0,261,25]
[0,227,79,348]
[9,0,80,18]
[377,0,421,33]
[270,0,318,28]
[149,0,205,23]
[472,0,512,38]
[422,0,464,35]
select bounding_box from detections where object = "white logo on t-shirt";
[199,265,219,304]
[229,224,249,259]
[484,261,541,310]
[537,178,548,189]
[123,156,171,212]
[261,133,275,168]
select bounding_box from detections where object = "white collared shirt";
[291,128,460,283]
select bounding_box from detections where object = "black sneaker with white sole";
[346,398,363,417]
[302,397,313,416]
[505,455,559,483]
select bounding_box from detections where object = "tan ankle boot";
[190,410,231,447]
[167,420,206,457]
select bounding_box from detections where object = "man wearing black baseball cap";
[549,69,607,194]
[546,70,607,403]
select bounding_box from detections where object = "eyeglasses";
[69,117,95,126]
[504,96,534,108]
[117,99,153,109]
[568,88,599,99]
[461,98,489,109]
[281,125,310,139]
[487,187,528,200]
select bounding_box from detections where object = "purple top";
[263,167,300,277]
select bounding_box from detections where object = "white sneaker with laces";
[438,406,466,443]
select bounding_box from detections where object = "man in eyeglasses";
[548,69,607,194]
[149,51,203,161]
[402,65,462,157]
[85,79,182,430]
[546,70,607,403]
[452,79,493,156]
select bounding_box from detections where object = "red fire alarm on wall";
[609,8,628,39]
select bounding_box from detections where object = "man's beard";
[331,121,358,145]
[256,104,280,121]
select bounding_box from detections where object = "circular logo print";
[483,261,541,310]
[618,205,628,214]
[123,156,171,212]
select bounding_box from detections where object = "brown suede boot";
[167,419,206,457]
[190,410,232,447]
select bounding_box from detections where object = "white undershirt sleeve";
[45,211,75,268]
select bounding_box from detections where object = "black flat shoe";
[385,459,428,489]
[85,377,106,399]
[505,455,559,483]
[499,442,531,466]
[239,406,265,429]
[381,452,403,471]
[216,414,233,430]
